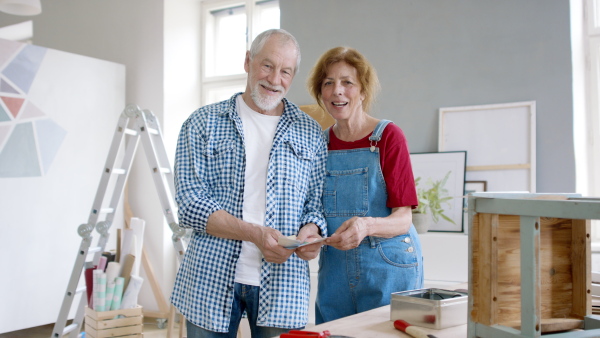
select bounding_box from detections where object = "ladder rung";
[88,246,102,254]
[124,128,137,136]
[100,208,114,214]
[147,127,159,135]
[62,322,78,335]
[154,167,172,174]
[112,168,126,175]
[76,286,87,294]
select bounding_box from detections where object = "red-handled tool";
[280,331,329,337]
[393,320,438,338]
[280,330,353,338]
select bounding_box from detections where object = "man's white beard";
[251,80,285,111]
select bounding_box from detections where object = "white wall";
[0,1,202,330]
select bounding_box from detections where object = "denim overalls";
[315,120,424,324]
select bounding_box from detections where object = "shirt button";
[407,247,414,253]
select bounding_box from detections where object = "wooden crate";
[85,306,143,338]
[467,193,600,337]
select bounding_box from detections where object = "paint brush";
[393,320,437,338]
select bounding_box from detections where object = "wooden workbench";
[306,284,469,338]
[306,305,466,338]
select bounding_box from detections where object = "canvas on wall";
[438,101,536,193]
[0,38,125,333]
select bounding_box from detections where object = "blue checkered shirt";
[170,93,327,332]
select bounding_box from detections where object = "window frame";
[199,0,279,105]
[580,0,600,249]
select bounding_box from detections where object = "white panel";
[439,101,536,193]
[420,233,469,284]
[0,39,125,333]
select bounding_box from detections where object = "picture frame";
[465,180,487,193]
[463,180,487,234]
[410,151,467,232]
[438,101,536,193]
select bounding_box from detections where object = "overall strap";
[369,119,392,142]
[368,119,392,151]
[325,120,390,147]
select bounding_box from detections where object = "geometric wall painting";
[35,118,66,175]
[0,103,9,122]
[0,121,40,177]
[0,42,66,178]
[1,95,25,118]
[0,38,22,69]
[1,44,47,94]
[0,78,19,94]
[19,101,45,119]
[0,124,10,147]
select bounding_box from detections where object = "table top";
[306,284,469,338]
[306,306,466,338]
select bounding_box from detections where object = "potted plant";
[412,171,456,234]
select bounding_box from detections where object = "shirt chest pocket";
[201,139,237,185]
[284,139,313,174]
[323,167,369,217]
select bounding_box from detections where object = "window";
[574,1,600,249]
[201,0,280,105]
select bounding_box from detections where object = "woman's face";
[321,61,365,121]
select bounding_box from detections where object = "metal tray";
[390,288,468,329]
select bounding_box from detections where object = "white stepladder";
[51,104,187,338]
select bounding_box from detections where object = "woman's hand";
[325,216,371,250]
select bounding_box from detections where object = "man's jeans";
[186,283,302,338]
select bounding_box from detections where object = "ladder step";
[154,167,172,174]
[112,168,126,175]
[76,286,87,294]
[147,127,159,135]
[88,246,102,254]
[99,208,114,214]
[62,323,78,335]
[124,127,138,136]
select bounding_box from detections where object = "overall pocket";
[323,167,369,217]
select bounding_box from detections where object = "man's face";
[244,36,297,113]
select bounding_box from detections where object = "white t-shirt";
[234,95,281,286]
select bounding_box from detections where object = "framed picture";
[463,181,487,234]
[439,101,536,193]
[410,151,467,232]
[465,180,487,193]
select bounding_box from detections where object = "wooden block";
[85,322,142,338]
[85,306,143,338]
[470,212,591,334]
[85,305,142,321]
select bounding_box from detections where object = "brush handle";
[394,320,437,338]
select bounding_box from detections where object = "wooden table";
[306,306,466,338]
[306,284,469,338]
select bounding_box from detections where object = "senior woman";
[307,47,424,324]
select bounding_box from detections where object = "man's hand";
[253,226,295,264]
[206,210,294,264]
[295,223,324,260]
